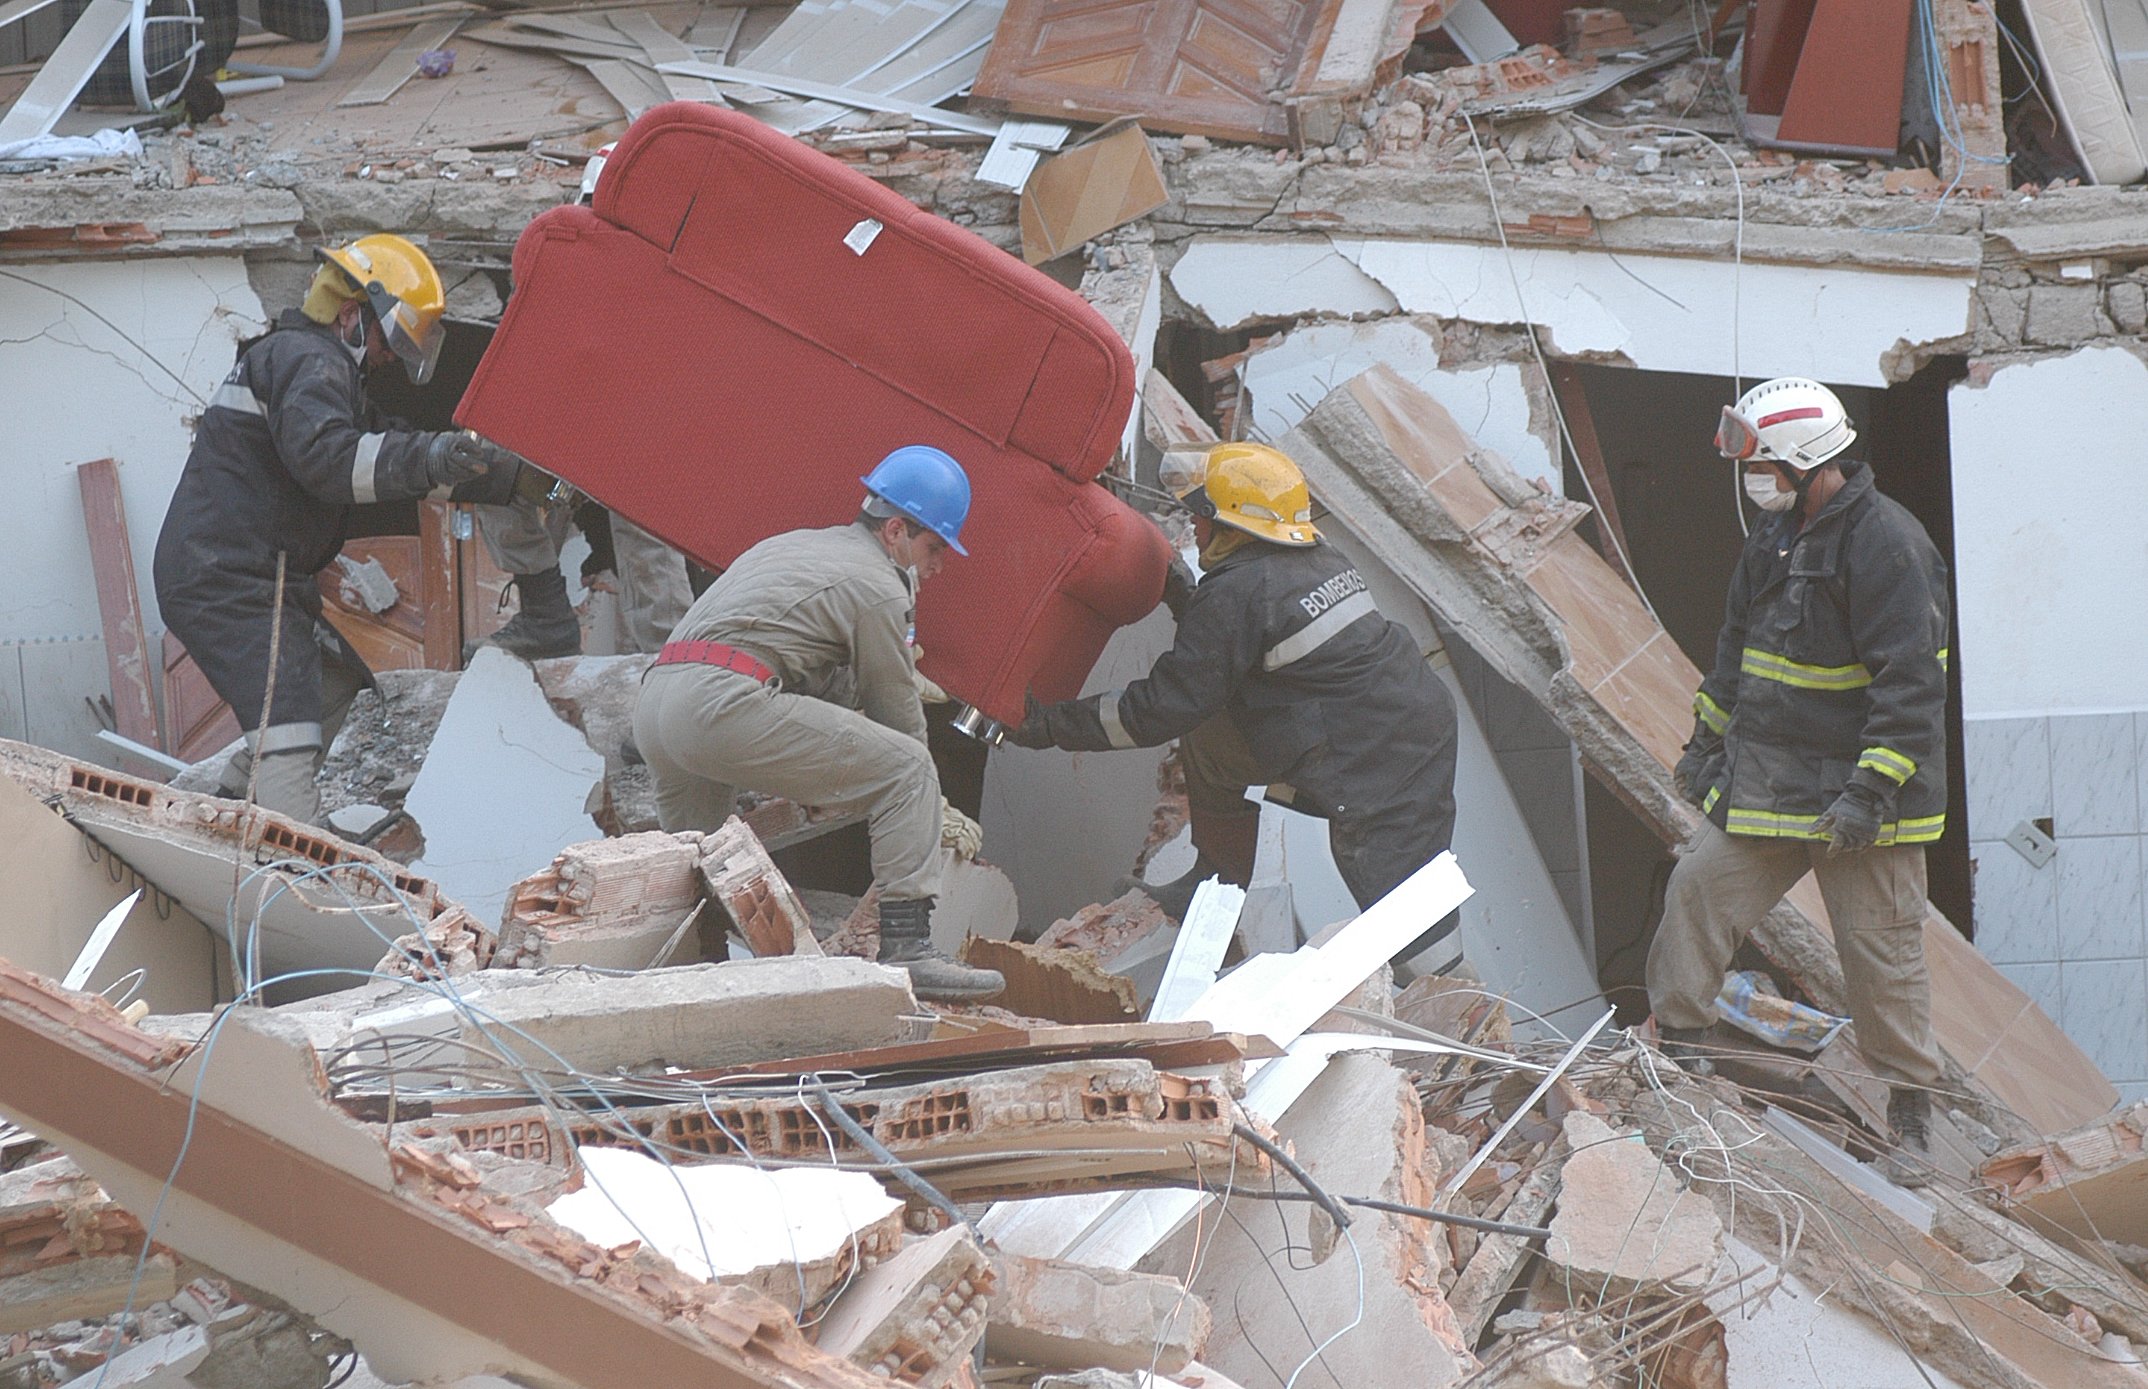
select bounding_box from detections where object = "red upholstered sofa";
[456,102,1171,725]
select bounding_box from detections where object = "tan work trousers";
[476,500,691,654]
[634,664,943,901]
[1647,818,1941,1087]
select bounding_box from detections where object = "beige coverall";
[632,522,942,902]
[475,498,692,653]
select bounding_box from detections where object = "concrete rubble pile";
[0,731,2137,1389]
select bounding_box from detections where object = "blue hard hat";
[861,445,972,555]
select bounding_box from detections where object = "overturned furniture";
[456,101,1173,729]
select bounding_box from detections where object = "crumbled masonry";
[5,2,2148,1384]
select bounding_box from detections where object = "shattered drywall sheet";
[1241,319,1558,489]
[408,647,605,927]
[1170,235,1977,387]
[0,256,266,760]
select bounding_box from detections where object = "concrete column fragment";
[463,957,912,1076]
[984,1254,1209,1373]
[1542,1112,1723,1302]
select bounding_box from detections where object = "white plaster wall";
[1949,346,2148,718]
[1240,318,1559,489]
[0,257,264,757]
[1172,235,1975,387]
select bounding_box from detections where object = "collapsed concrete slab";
[444,1059,1265,1203]
[984,1255,1209,1374]
[0,738,474,985]
[1279,365,2116,1136]
[1143,1053,1477,1388]
[462,957,915,1076]
[0,960,887,1389]
[1543,1112,1723,1302]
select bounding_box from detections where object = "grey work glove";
[1673,719,1722,802]
[1161,555,1197,621]
[424,429,518,489]
[1814,776,1890,857]
[1004,693,1056,750]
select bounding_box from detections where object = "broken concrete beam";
[698,817,823,958]
[1143,1052,1476,1386]
[814,1226,994,1389]
[959,940,1139,1026]
[1279,367,2115,1136]
[0,960,887,1389]
[1981,1100,2148,1247]
[465,957,910,1076]
[1930,1189,2148,1344]
[0,738,471,983]
[498,831,706,970]
[1544,1111,1722,1301]
[546,1146,904,1308]
[446,1059,1263,1203]
[984,1254,1208,1373]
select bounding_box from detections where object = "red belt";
[654,640,776,684]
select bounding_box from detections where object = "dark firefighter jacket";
[1029,537,1455,831]
[1686,459,1950,845]
[152,311,505,738]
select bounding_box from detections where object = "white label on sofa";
[844,218,883,256]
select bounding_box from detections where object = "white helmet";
[1714,376,1855,470]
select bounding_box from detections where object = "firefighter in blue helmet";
[633,445,1003,1002]
[1652,376,1951,1187]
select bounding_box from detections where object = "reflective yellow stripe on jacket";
[1724,806,1945,844]
[1695,691,1730,736]
[1739,647,1873,691]
[1858,746,1917,785]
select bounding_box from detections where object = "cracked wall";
[0,254,266,761]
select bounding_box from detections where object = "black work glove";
[424,429,518,489]
[1160,555,1196,621]
[1815,775,1891,857]
[1004,693,1056,750]
[1672,719,1721,803]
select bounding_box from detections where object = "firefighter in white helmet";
[1650,376,1952,1185]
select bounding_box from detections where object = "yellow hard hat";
[317,234,446,384]
[1176,442,1319,547]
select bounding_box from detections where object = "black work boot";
[1879,1086,1934,1188]
[466,569,581,663]
[878,897,1004,1002]
[1656,1024,1717,1076]
[1123,806,1261,921]
[1120,852,1222,920]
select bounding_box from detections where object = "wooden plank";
[739,0,851,70]
[418,500,460,670]
[970,0,1337,146]
[684,4,746,54]
[656,57,1000,131]
[74,460,160,750]
[606,10,726,104]
[576,55,668,119]
[462,23,643,62]
[335,15,467,107]
[161,633,240,765]
[0,0,132,143]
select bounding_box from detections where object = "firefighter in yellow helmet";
[1008,442,1462,960]
[154,234,543,824]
